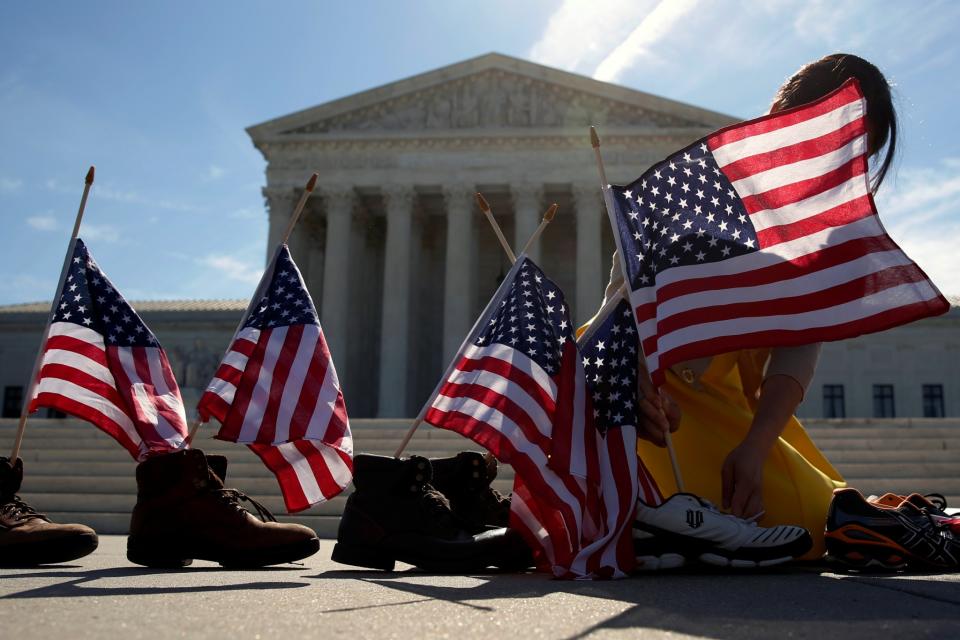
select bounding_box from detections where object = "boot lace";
[418,484,456,524]
[215,489,277,523]
[0,495,46,522]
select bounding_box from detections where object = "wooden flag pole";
[520,203,557,256]
[185,172,319,447]
[393,202,560,458]
[10,166,95,462]
[475,193,516,263]
[590,126,685,493]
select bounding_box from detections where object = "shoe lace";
[215,489,277,523]
[0,495,45,522]
[924,493,948,511]
[698,497,765,526]
[418,484,456,524]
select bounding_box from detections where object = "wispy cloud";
[877,157,960,296]
[203,165,226,182]
[26,215,58,231]
[80,223,121,243]
[44,178,203,213]
[528,0,655,74]
[593,0,702,83]
[198,254,263,285]
[0,177,23,193]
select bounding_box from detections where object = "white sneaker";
[633,493,812,569]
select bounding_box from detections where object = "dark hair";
[771,53,897,192]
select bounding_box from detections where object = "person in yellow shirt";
[591,53,898,561]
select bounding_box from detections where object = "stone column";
[320,186,355,367]
[442,183,475,362]
[572,183,604,325]
[264,187,297,266]
[511,183,544,263]
[377,185,416,417]
[305,218,325,312]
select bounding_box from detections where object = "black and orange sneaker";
[869,492,952,518]
[826,488,960,571]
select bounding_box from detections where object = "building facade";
[1,54,957,420]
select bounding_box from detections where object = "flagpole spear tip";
[85,166,95,185]
[544,203,558,222]
[305,172,319,192]
[475,192,491,213]
[589,126,600,149]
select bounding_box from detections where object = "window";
[922,384,945,418]
[823,384,845,418]
[2,386,23,419]
[873,384,895,418]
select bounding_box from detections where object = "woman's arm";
[721,344,821,517]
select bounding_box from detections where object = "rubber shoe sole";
[127,535,320,568]
[0,531,99,567]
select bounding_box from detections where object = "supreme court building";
[1,53,957,420]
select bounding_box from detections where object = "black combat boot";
[0,456,98,566]
[430,451,510,533]
[332,454,530,572]
[127,449,320,568]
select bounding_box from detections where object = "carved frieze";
[283,70,704,135]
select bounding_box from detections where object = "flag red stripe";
[432,380,554,453]
[258,324,302,444]
[36,362,128,408]
[31,392,143,459]
[288,334,331,441]
[657,296,950,372]
[199,392,231,424]
[295,440,341,501]
[740,156,867,215]
[45,335,109,367]
[644,233,899,309]
[217,330,269,441]
[453,354,558,414]
[720,118,867,182]
[708,80,861,148]
[248,444,310,513]
[651,264,930,338]
[755,194,874,247]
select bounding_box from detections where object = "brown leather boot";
[430,451,511,533]
[127,449,319,568]
[0,456,98,566]
[332,454,531,572]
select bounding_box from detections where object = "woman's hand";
[636,370,681,447]
[721,440,767,519]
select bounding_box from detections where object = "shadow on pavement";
[1,566,310,599]
[312,566,960,639]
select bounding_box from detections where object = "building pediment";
[248,53,737,142]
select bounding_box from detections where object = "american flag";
[605,79,949,385]
[197,246,352,513]
[425,256,634,578]
[566,294,663,577]
[28,238,188,460]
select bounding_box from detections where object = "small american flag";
[29,238,188,460]
[606,79,949,385]
[566,295,663,577]
[426,256,633,578]
[197,246,352,513]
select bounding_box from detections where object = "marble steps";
[4,418,960,536]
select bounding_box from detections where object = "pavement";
[1,536,959,639]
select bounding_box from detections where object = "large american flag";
[425,257,641,578]
[29,238,188,460]
[605,79,949,385]
[197,246,352,513]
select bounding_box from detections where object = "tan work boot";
[127,449,319,568]
[0,456,98,566]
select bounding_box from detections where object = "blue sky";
[1,0,958,304]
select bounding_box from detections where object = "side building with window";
[798,297,960,418]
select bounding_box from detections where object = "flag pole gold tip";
[305,172,319,192]
[544,203,558,222]
[85,166,95,185]
[589,126,600,149]
[475,192,491,212]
